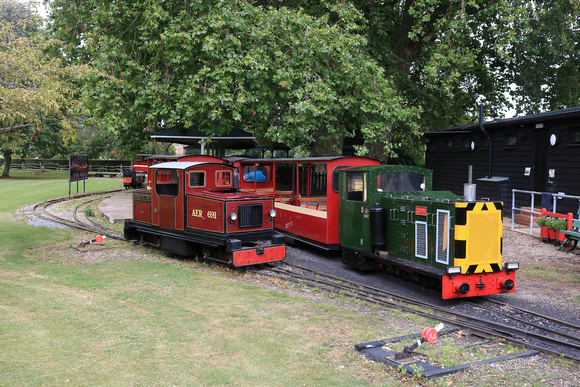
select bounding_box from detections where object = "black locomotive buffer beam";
[354,326,540,380]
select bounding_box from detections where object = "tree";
[48,1,579,164]
[0,0,87,177]
[48,0,418,162]
[259,1,579,128]
[508,1,580,113]
[0,0,39,36]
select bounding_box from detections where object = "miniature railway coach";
[236,156,380,249]
[124,161,285,267]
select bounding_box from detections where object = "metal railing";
[511,189,580,235]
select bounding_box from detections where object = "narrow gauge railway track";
[28,193,580,361]
[251,262,580,361]
[72,197,124,239]
[467,298,580,344]
[32,190,126,241]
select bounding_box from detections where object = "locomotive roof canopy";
[152,124,259,149]
[150,161,233,170]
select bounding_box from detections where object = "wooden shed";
[424,107,580,216]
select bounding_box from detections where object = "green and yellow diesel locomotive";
[338,165,518,299]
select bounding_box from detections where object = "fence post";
[511,189,515,230]
[530,193,536,234]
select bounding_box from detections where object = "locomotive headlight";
[269,209,277,218]
[504,262,519,271]
[446,266,462,276]
[229,212,238,222]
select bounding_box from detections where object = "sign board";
[69,154,88,182]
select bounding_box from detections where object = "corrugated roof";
[425,106,580,136]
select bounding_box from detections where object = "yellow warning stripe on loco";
[454,202,503,274]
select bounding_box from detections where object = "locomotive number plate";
[191,209,219,219]
[416,206,427,216]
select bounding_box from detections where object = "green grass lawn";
[1,172,575,386]
[0,172,401,385]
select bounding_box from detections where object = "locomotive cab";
[125,161,285,267]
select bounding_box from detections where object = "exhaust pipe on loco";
[370,203,386,251]
[464,165,477,202]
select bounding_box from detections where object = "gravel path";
[502,224,580,324]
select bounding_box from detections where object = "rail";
[511,189,580,235]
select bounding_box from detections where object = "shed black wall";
[425,108,580,217]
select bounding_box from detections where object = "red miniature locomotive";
[124,161,285,267]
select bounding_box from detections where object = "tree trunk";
[152,139,172,155]
[1,151,12,178]
[311,133,343,157]
[366,141,389,164]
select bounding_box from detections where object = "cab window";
[216,170,232,187]
[332,165,349,193]
[155,170,179,196]
[189,171,206,188]
[377,172,426,192]
[346,172,366,202]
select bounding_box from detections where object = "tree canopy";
[48,0,418,161]
[47,0,580,162]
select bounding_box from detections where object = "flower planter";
[557,230,567,243]
[548,228,557,241]
[540,226,551,242]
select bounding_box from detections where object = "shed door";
[533,128,548,192]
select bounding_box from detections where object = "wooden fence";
[1,159,132,175]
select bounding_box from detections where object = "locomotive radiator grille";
[238,204,263,228]
[436,210,450,264]
[415,221,428,259]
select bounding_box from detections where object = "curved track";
[31,190,126,241]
